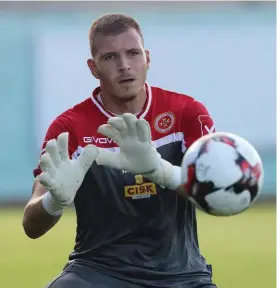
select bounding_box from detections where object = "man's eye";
[104,55,114,61]
[129,51,139,56]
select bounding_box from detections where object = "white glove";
[96,113,182,190]
[38,132,97,215]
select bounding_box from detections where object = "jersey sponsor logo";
[154,112,175,133]
[124,174,157,199]
[83,136,115,144]
[198,115,215,136]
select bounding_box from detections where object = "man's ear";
[87,59,99,79]
[145,49,150,70]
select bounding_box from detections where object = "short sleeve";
[182,100,216,150]
[33,116,78,177]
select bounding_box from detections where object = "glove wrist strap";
[143,160,182,191]
[42,192,64,216]
[168,165,182,190]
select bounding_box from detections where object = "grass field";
[1,204,275,288]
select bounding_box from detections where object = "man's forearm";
[22,195,61,239]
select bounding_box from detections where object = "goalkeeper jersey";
[33,83,216,287]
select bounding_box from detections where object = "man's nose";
[118,56,131,71]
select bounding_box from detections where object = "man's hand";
[96,114,182,190]
[97,114,160,174]
[38,132,97,215]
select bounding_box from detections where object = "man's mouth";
[118,78,135,84]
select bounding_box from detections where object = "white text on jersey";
[83,136,115,144]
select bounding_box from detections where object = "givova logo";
[83,137,115,144]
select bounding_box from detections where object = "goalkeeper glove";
[96,113,182,190]
[38,132,98,216]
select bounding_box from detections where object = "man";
[22,13,217,288]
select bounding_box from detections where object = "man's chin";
[115,86,141,102]
[116,94,137,102]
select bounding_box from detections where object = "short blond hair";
[89,13,144,56]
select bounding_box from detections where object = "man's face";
[88,28,150,101]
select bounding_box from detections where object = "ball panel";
[205,188,252,216]
[195,140,243,188]
[235,155,263,202]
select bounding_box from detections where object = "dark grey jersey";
[34,85,216,287]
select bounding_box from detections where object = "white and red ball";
[180,132,264,216]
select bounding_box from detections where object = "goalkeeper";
[22,13,217,288]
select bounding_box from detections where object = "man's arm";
[22,178,61,239]
[22,129,97,240]
[22,117,76,239]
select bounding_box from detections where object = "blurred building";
[0,1,275,203]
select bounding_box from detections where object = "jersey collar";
[90,83,152,119]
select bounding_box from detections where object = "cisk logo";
[83,136,115,144]
[124,174,157,200]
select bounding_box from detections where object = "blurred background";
[0,1,275,288]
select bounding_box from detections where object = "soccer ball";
[180,132,264,216]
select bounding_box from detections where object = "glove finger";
[57,132,70,162]
[136,119,152,143]
[45,139,61,167]
[107,117,128,134]
[77,144,98,173]
[38,172,56,190]
[96,149,122,170]
[97,124,121,145]
[39,153,56,177]
[122,113,138,137]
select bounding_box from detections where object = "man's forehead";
[94,29,143,54]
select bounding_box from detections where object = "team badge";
[154,112,175,133]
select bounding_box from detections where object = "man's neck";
[99,86,147,115]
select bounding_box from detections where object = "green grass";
[0,204,275,288]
